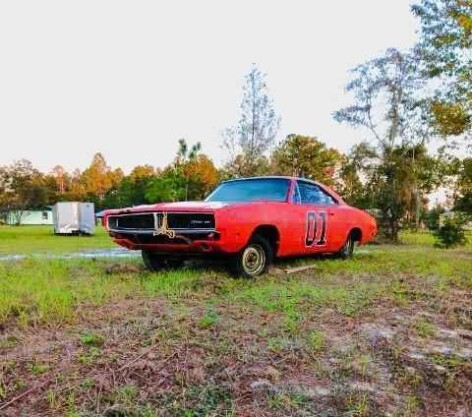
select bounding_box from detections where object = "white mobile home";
[6,208,53,225]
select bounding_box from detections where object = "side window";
[297,182,337,205]
[292,183,301,204]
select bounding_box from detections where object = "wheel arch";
[349,227,362,244]
[249,225,280,256]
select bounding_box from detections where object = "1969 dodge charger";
[104,176,377,277]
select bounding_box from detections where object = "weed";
[267,337,284,353]
[430,354,467,370]
[112,384,139,407]
[357,354,372,379]
[81,378,95,390]
[80,332,105,347]
[308,330,325,353]
[78,347,101,364]
[46,389,61,411]
[345,392,370,416]
[198,309,220,328]
[0,335,18,349]
[397,367,422,390]
[403,394,419,417]
[283,314,300,335]
[413,317,436,339]
[27,362,50,375]
[154,385,234,416]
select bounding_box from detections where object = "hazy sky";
[0,0,419,174]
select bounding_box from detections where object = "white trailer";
[53,202,95,235]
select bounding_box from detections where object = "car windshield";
[205,178,290,203]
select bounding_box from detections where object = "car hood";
[104,200,293,216]
[105,201,230,215]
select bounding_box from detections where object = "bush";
[433,215,467,248]
[424,206,445,230]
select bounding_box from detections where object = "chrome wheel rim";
[345,237,354,254]
[242,244,266,276]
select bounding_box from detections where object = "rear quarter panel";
[215,202,376,256]
[344,207,377,245]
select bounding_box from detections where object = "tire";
[337,232,355,259]
[141,251,184,272]
[230,235,273,278]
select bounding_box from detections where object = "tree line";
[0,134,346,218]
[0,0,471,243]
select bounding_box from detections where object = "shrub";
[424,206,445,230]
[433,215,467,248]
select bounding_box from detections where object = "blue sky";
[0,0,419,173]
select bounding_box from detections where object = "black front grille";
[108,214,154,230]
[108,212,215,231]
[167,213,215,229]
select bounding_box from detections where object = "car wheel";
[230,235,273,278]
[142,251,184,272]
[337,232,355,259]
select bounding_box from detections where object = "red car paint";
[103,177,377,257]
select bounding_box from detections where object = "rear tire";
[142,251,184,272]
[337,232,355,259]
[230,235,273,278]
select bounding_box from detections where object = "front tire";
[230,235,273,278]
[142,251,184,272]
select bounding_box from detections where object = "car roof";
[221,176,313,184]
[219,176,346,204]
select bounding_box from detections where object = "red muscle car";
[104,176,377,277]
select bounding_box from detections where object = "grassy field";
[0,227,471,416]
[0,225,114,255]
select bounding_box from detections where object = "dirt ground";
[1,241,471,416]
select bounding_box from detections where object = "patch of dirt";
[105,263,143,274]
[1,281,472,416]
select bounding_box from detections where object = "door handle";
[328,212,335,216]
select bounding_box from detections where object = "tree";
[338,142,378,208]
[145,173,177,203]
[454,157,472,213]
[145,139,218,202]
[0,160,49,225]
[51,165,68,195]
[223,64,280,177]
[221,154,271,179]
[79,153,123,208]
[175,138,202,200]
[271,135,343,187]
[185,154,219,199]
[129,165,156,182]
[412,0,472,137]
[334,49,441,240]
[104,165,158,208]
[334,49,428,148]
[65,168,87,201]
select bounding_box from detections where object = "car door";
[294,180,341,254]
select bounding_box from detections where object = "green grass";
[0,242,469,329]
[400,229,472,246]
[0,225,114,255]
[0,228,471,416]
